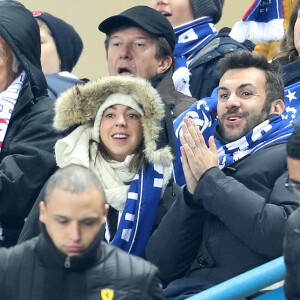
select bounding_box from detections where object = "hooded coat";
[18,76,180,256]
[0,1,62,246]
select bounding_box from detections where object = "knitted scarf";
[173,89,294,186]
[0,71,26,152]
[173,17,218,96]
[55,124,167,257]
[230,0,284,43]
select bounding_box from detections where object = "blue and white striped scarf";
[173,88,294,186]
[111,163,164,258]
[173,17,218,96]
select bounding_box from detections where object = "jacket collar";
[36,222,104,271]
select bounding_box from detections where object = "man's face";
[0,35,18,93]
[39,187,107,256]
[150,0,194,28]
[217,67,271,143]
[107,27,167,79]
[287,156,300,198]
[39,24,61,74]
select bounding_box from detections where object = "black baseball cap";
[98,6,176,52]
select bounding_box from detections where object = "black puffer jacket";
[146,142,299,287]
[0,225,164,300]
[283,207,300,300]
[189,28,255,100]
[0,1,62,246]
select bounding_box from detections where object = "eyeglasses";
[285,176,300,193]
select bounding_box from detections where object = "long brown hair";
[89,137,146,173]
[276,0,300,64]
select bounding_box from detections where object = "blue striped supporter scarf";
[111,163,163,257]
[173,17,218,96]
[173,88,294,187]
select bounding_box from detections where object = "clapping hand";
[180,117,218,194]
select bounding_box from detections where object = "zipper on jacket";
[64,256,71,268]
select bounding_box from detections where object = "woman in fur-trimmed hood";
[54,76,175,257]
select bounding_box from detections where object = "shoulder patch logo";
[101,289,114,300]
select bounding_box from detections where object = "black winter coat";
[0,225,164,300]
[283,207,300,300]
[188,28,255,100]
[146,142,299,287]
[0,2,62,246]
[150,68,196,119]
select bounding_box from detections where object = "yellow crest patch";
[101,289,114,300]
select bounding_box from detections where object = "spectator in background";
[98,5,196,119]
[0,165,164,300]
[150,0,254,100]
[32,11,84,99]
[273,0,300,86]
[0,1,62,247]
[283,125,300,300]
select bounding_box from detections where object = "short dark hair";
[104,24,175,69]
[219,51,285,106]
[44,164,105,205]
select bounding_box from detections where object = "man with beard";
[146,51,300,299]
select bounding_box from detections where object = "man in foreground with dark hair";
[146,51,299,299]
[283,125,300,300]
[0,164,164,299]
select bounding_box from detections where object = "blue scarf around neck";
[173,89,294,186]
[172,17,218,96]
[111,163,163,258]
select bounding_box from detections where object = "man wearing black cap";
[98,5,196,119]
[0,1,62,247]
[283,124,300,300]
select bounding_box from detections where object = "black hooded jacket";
[0,1,62,247]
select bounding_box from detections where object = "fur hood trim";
[54,76,173,166]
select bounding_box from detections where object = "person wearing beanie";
[98,5,196,119]
[151,0,255,100]
[283,123,300,300]
[32,11,84,99]
[17,75,180,259]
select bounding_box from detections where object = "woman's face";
[100,104,143,162]
[150,0,194,28]
[294,9,300,56]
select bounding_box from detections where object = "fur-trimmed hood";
[54,76,174,166]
